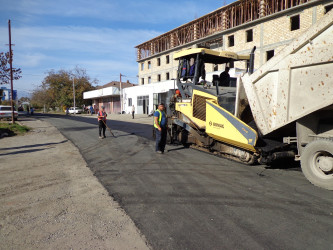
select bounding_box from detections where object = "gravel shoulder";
[0,117,150,250]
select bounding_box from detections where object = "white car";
[0,105,18,120]
[67,107,83,114]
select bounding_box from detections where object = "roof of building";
[174,48,250,63]
[96,81,136,90]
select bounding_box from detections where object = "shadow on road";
[265,158,301,171]
[0,147,55,156]
[0,140,68,151]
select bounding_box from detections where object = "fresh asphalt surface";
[39,114,332,250]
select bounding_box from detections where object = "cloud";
[0,24,159,64]
[0,24,154,89]
[15,52,49,68]
[2,0,224,26]
[7,25,158,52]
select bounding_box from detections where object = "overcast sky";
[0,0,232,95]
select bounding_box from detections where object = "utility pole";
[8,20,15,124]
[171,78,176,94]
[72,77,76,113]
[119,73,125,114]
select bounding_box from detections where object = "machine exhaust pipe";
[249,46,256,75]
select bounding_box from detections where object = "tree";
[31,67,96,110]
[19,97,30,103]
[0,51,22,85]
[30,85,52,109]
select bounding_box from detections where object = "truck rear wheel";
[301,140,333,190]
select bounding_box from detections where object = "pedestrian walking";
[90,106,94,115]
[154,103,167,153]
[30,107,34,115]
[97,106,107,139]
[132,105,135,119]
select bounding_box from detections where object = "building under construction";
[136,0,333,85]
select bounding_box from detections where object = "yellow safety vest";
[154,109,164,128]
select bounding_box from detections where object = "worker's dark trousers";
[155,127,167,152]
[99,120,106,137]
[132,111,135,119]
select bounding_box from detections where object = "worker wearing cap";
[154,103,167,153]
[97,106,107,139]
[220,67,230,86]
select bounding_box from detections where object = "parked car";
[0,105,18,120]
[67,107,83,114]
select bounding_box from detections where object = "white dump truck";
[240,10,333,190]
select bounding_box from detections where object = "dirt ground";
[0,117,150,250]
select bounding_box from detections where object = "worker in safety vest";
[154,103,167,153]
[97,106,107,139]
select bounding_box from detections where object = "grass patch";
[0,122,30,137]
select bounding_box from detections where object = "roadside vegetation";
[0,51,22,85]
[30,67,96,111]
[0,122,30,137]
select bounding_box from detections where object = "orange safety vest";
[98,110,107,121]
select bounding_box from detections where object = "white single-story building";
[83,81,135,114]
[122,80,177,115]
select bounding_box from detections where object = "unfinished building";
[135,0,333,85]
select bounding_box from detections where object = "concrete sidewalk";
[0,117,150,250]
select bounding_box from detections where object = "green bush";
[0,122,30,136]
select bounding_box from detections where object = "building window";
[157,74,161,82]
[325,4,333,14]
[148,76,151,84]
[166,72,170,80]
[148,61,151,69]
[213,64,218,71]
[157,58,161,66]
[290,15,300,31]
[246,29,253,42]
[166,55,170,64]
[128,98,132,107]
[228,35,234,47]
[141,78,144,85]
[141,63,144,71]
[266,50,275,61]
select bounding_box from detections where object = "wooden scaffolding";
[136,0,310,61]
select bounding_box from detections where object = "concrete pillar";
[222,11,227,30]
[194,23,198,40]
[137,48,141,61]
[260,0,266,18]
[150,42,154,56]
[170,33,175,48]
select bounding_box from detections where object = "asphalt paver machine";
[168,10,333,190]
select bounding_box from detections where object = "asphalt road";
[40,114,333,250]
